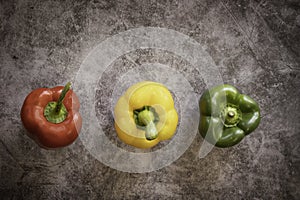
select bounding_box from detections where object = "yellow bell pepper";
[114,81,178,148]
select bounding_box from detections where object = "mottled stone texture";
[0,0,300,199]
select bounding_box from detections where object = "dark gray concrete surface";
[1,0,300,199]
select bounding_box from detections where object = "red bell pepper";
[20,82,82,149]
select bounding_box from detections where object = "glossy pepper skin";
[21,83,82,149]
[114,81,178,148]
[199,84,260,148]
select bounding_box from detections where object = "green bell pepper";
[199,84,260,148]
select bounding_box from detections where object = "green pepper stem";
[228,111,235,118]
[44,82,71,124]
[138,109,158,140]
[221,104,241,127]
[55,82,71,113]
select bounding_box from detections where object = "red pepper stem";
[44,82,71,124]
[55,82,71,113]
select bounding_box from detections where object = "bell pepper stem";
[220,104,241,128]
[55,82,71,113]
[44,82,71,124]
[228,111,235,118]
[137,108,158,140]
[145,121,158,140]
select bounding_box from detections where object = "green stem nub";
[228,111,235,118]
[44,82,71,124]
[221,104,242,128]
[134,106,158,140]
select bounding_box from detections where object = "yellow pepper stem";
[138,109,158,140]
